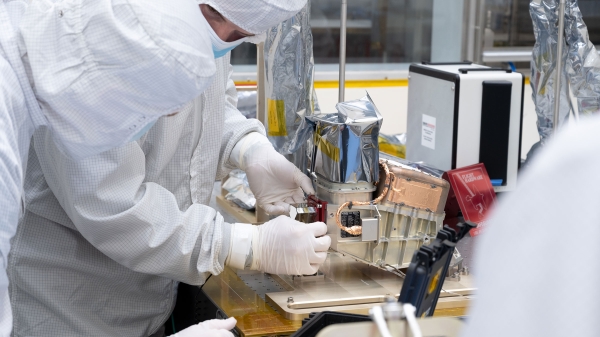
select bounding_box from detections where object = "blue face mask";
[213,44,239,59]
[130,120,157,142]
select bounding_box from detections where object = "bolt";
[329,213,334,218]
[430,184,437,188]
[287,297,294,303]
[58,10,63,18]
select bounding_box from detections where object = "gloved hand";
[230,132,315,215]
[225,216,331,275]
[170,317,236,337]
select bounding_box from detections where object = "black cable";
[199,274,212,291]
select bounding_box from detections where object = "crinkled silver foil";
[530,0,573,141]
[564,0,600,115]
[263,1,320,158]
[307,94,383,184]
[237,90,257,119]
[222,170,256,210]
[379,152,445,179]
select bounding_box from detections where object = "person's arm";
[215,60,265,180]
[0,52,32,337]
[31,119,230,286]
[216,58,315,215]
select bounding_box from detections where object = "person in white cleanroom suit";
[0,0,220,336]
[8,1,330,337]
[461,114,600,337]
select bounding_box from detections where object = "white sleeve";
[31,128,231,286]
[230,132,271,169]
[0,50,33,337]
[215,60,266,178]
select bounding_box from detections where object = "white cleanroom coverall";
[0,0,215,335]
[9,56,261,336]
[197,0,307,35]
[462,114,600,337]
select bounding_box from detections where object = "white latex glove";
[230,133,315,215]
[170,317,236,337]
[226,217,331,275]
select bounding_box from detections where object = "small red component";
[307,195,328,223]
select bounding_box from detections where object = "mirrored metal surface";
[307,94,383,184]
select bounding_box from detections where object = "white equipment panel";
[406,62,524,193]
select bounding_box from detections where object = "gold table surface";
[202,253,473,337]
[202,268,302,337]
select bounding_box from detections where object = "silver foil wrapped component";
[379,152,445,179]
[237,90,257,119]
[564,0,600,115]
[308,94,383,184]
[263,1,320,156]
[530,0,573,141]
[222,170,256,210]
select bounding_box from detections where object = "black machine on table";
[398,222,476,317]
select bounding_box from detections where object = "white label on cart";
[421,114,436,150]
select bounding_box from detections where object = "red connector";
[307,195,328,223]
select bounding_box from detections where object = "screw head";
[287,297,294,303]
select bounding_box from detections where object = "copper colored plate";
[379,165,450,213]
